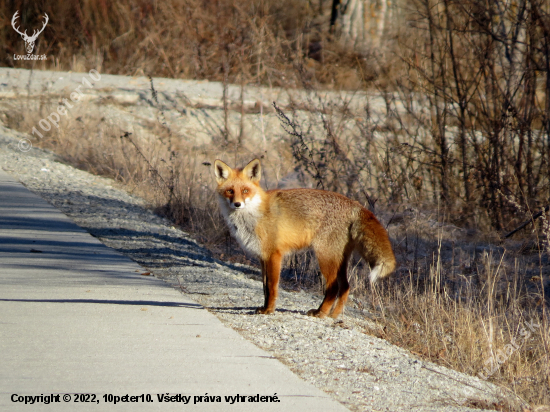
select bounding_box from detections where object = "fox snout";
[223,193,248,209]
[231,200,244,209]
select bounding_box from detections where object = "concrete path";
[0,168,349,412]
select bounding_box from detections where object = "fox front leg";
[255,253,282,315]
[255,260,269,314]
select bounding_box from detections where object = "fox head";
[214,159,263,211]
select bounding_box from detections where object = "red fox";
[214,158,396,318]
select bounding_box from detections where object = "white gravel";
[1,123,516,411]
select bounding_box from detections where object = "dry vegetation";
[1,0,370,88]
[2,0,550,409]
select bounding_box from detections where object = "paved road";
[0,168,349,411]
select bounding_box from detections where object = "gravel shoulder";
[0,125,516,412]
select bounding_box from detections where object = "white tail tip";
[369,262,393,284]
[369,265,382,284]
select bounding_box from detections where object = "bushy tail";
[353,208,396,284]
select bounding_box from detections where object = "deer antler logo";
[12,10,49,54]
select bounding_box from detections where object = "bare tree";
[390,0,550,229]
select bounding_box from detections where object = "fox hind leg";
[307,255,341,318]
[329,257,351,318]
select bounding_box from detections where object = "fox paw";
[306,309,328,318]
[255,307,275,315]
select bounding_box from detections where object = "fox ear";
[243,159,261,183]
[214,160,231,184]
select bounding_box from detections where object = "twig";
[504,205,550,238]
[119,131,172,194]
[273,101,325,190]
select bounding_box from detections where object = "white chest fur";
[218,194,263,257]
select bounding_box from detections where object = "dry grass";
[372,244,549,409]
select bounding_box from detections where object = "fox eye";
[243,189,249,194]
[226,189,234,195]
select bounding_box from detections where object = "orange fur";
[214,159,396,318]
